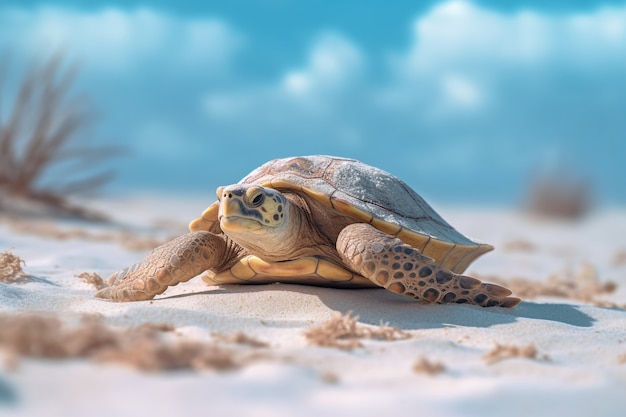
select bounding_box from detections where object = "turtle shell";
[190,155,493,273]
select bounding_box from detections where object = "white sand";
[1,195,626,417]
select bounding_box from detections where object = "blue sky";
[1,0,625,205]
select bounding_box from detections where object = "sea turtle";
[96,155,520,307]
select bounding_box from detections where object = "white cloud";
[204,32,365,122]
[281,32,365,98]
[440,73,483,108]
[383,0,626,118]
[200,1,626,164]
[0,7,243,75]
[177,19,243,71]
[401,0,626,72]
[407,1,551,69]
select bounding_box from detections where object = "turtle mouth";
[219,215,264,232]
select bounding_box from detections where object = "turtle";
[96,155,520,307]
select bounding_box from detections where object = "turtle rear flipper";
[337,223,520,308]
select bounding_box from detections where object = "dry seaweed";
[0,250,26,283]
[612,250,626,267]
[320,371,340,384]
[482,343,544,365]
[413,357,445,375]
[94,337,237,372]
[213,332,269,348]
[75,272,106,290]
[304,311,411,350]
[4,217,172,251]
[0,313,249,372]
[502,239,535,252]
[480,261,620,308]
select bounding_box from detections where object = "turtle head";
[216,184,291,249]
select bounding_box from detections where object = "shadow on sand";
[158,283,596,330]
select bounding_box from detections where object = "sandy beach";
[0,0,625,415]
[1,195,626,417]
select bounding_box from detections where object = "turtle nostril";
[228,193,232,199]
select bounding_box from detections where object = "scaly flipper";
[96,231,236,302]
[336,223,520,307]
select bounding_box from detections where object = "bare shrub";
[525,167,593,220]
[0,54,121,218]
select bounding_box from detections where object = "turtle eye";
[251,193,265,207]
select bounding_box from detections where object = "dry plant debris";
[0,55,121,219]
[413,357,445,375]
[320,371,340,384]
[481,261,620,308]
[0,313,263,372]
[213,332,269,348]
[304,311,411,350]
[482,343,545,365]
[612,250,626,267]
[4,218,172,251]
[75,272,106,290]
[525,169,593,220]
[0,250,26,283]
[502,239,535,253]
[118,233,173,252]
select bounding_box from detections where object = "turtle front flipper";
[336,223,520,308]
[96,231,239,302]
